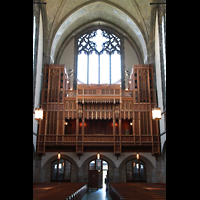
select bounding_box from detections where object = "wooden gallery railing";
[37,134,160,155]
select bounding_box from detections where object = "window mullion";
[132,160,134,180]
[63,160,66,180]
[87,53,89,84]
[57,159,59,181]
[109,53,111,84]
[139,160,141,181]
[98,53,100,84]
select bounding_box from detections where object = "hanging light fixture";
[34,108,43,121]
[96,152,101,172]
[97,152,100,159]
[152,107,161,120]
[136,152,139,160]
[58,152,61,160]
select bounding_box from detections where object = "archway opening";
[51,159,71,182]
[102,160,108,189]
[126,159,146,182]
[88,159,108,189]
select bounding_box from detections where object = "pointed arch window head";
[78,29,121,54]
[77,29,121,84]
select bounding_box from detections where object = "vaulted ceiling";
[42,0,159,64]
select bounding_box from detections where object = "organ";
[37,64,160,158]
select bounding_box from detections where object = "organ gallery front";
[37,64,160,159]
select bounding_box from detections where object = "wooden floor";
[109,183,166,200]
[33,182,87,200]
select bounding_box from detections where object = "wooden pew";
[109,183,166,200]
[33,182,87,200]
[66,184,88,200]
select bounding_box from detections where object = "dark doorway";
[88,170,98,188]
[88,159,109,189]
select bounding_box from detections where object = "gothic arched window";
[77,29,121,85]
[126,159,146,182]
[51,159,71,182]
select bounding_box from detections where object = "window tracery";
[78,29,121,54]
[77,29,121,85]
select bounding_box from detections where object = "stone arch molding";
[80,153,117,169]
[119,154,155,170]
[42,154,78,169]
[79,154,118,183]
[118,154,156,182]
[50,1,147,64]
[41,154,79,182]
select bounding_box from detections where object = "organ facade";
[37,64,160,159]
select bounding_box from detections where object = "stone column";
[33,155,42,182]
[33,3,40,110]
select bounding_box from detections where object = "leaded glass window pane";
[77,51,87,84]
[100,51,109,84]
[64,160,71,180]
[89,51,98,84]
[77,29,121,85]
[133,161,139,180]
[89,160,95,170]
[111,51,121,84]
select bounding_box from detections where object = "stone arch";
[119,154,156,183]
[55,22,144,90]
[33,144,35,158]
[55,20,143,64]
[82,154,117,168]
[162,141,166,156]
[49,1,147,64]
[78,154,117,183]
[41,154,78,182]
[161,140,166,169]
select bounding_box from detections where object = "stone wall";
[33,152,166,183]
[156,142,166,183]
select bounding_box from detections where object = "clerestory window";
[77,29,121,84]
